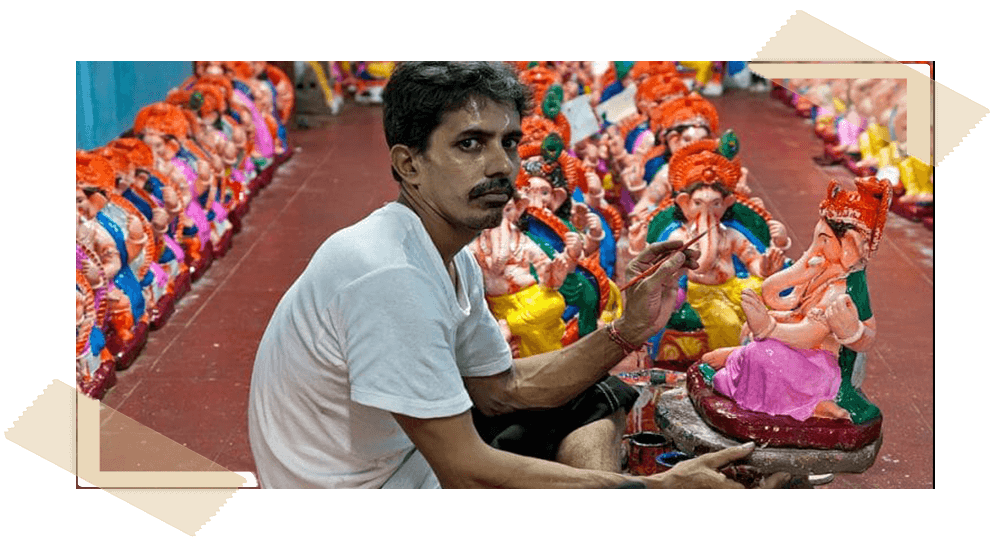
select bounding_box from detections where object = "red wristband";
[607,321,644,353]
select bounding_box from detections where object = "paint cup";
[626,432,671,476]
[655,450,693,472]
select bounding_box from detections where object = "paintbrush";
[621,222,720,291]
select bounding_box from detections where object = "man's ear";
[390,144,420,186]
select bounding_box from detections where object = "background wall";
[76,61,192,150]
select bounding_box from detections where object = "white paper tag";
[561,94,601,146]
[594,83,638,125]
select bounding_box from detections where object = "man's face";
[414,96,522,231]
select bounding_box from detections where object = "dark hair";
[824,217,857,240]
[382,61,532,182]
[676,181,730,198]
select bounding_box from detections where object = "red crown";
[637,74,688,105]
[76,151,116,192]
[667,138,742,193]
[819,176,893,253]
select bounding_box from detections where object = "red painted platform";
[100,91,933,488]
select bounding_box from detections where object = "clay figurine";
[470,191,583,357]
[77,152,149,369]
[77,269,117,398]
[516,135,622,340]
[694,177,892,449]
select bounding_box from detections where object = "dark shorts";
[471,375,639,461]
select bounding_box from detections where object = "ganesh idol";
[699,176,892,439]
[651,138,786,352]
[469,190,584,357]
[516,134,623,342]
[76,151,151,369]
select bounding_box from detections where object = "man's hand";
[646,442,790,489]
[616,240,699,343]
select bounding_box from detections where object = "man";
[248,61,784,488]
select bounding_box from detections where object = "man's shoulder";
[307,203,435,287]
[316,204,416,262]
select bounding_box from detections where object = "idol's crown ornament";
[189,91,205,111]
[541,132,564,163]
[517,134,584,194]
[668,138,743,193]
[76,151,116,192]
[541,85,564,120]
[717,129,739,160]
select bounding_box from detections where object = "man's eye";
[458,138,481,150]
[503,137,521,149]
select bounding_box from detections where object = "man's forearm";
[393,410,642,489]
[500,321,635,412]
[448,441,641,488]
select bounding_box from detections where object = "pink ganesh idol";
[132,103,210,264]
[694,177,892,449]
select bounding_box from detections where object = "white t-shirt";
[248,202,513,488]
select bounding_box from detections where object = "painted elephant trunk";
[761,247,826,310]
[695,210,719,270]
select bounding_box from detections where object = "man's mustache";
[469,178,515,199]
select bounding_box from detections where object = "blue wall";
[76,61,192,150]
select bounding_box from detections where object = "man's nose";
[485,141,515,177]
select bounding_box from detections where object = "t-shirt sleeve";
[455,251,514,377]
[332,266,473,419]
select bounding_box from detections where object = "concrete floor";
[99,90,933,488]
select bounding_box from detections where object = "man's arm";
[463,319,635,415]
[392,409,775,489]
[392,410,628,488]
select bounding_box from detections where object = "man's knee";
[555,408,630,470]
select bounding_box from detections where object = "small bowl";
[655,451,693,471]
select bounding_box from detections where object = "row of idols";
[477,62,892,450]
[76,62,294,398]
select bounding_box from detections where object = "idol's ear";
[839,228,869,270]
[723,194,737,211]
[514,194,530,215]
[675,191,692,216]
[551,187,568,209]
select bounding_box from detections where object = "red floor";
[99,90,933,488]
